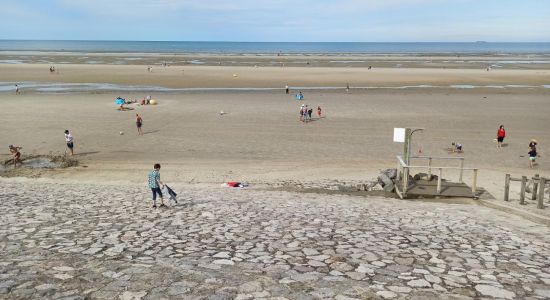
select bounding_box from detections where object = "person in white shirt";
[64,130,74,156]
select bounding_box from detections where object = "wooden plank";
[395,179,476,198]
[532,174,539,201]
[538,177,546,209]
[520,176,527,205]
[504,174,510,202]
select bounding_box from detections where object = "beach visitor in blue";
[148,163,165,208]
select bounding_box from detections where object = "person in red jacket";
[497,125,506,149]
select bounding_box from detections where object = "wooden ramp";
[396,179,476,198]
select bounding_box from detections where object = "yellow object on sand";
[149,100,157,105]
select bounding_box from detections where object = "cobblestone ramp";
[1,182,550,299]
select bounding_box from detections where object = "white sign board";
[393,128,405,143]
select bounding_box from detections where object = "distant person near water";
[148,163,165,208]
[496,125,506,149]
[64,130,74,156]
[7,145,22,168]
[15,84,20,95]
[136,113,143,135]
[285,85,289,94]
[346,83,350,93]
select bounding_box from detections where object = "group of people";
[496,125,541,168]
[5,130,74,169]
[299,104,322,122]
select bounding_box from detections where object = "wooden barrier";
[532,174,539,200]
[396,155,478,199]
[538,177,547,209]
[504,174,548,209]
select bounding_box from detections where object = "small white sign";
[393,128,405,143]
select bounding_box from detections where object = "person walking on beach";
[308,108,313,120]
[496,125,506,149]
[346,83,350,93]
[528,140,540,168]
[8,145,22,168]
[148,163,165,208]
[15,84,20,95]
[285,85,289,94]
[317,106,322,118]
[136,113,143,135]
[64,130,74,156]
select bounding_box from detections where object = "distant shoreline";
[1,40,550,55]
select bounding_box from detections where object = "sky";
[0,0,548,42]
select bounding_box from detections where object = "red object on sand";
[227,182,241,187]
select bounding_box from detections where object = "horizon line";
[1,39,550,44]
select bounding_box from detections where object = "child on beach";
[496,125,506,149]
[451,142,463,153]
[64,130,74,156]
[136,114,143,135]
[528,140,540,168]
[148,163,165,208]
[317,106,322,118]
[8,145,22,168]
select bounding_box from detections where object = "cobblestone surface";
[1,181,550,299]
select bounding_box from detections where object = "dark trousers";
[151,187,163,200]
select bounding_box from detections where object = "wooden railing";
[396,155,478,199]
[504,174,548,209]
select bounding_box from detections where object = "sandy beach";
[0,60,549,200]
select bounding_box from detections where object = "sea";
[1,40,550,54]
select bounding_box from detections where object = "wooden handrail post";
[403,167,409,197]
[472,169,478,197]
[531,174,539,200]
[504,174,510,201]
[459,158,464,183]
[520,176,527,205]
[436,168,442,195]
[428,158,433,180]
[537,177,546,209]
[396,161,401,181]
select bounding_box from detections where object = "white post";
[472,169,478,197]
[459,158,464,183]
[428,157,433,180]
[403,167,409,196]
[437,168,442,194]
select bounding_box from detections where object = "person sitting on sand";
[8,145,22,168]
[451,142,463,153]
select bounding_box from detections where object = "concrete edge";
[478,199,550,226]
